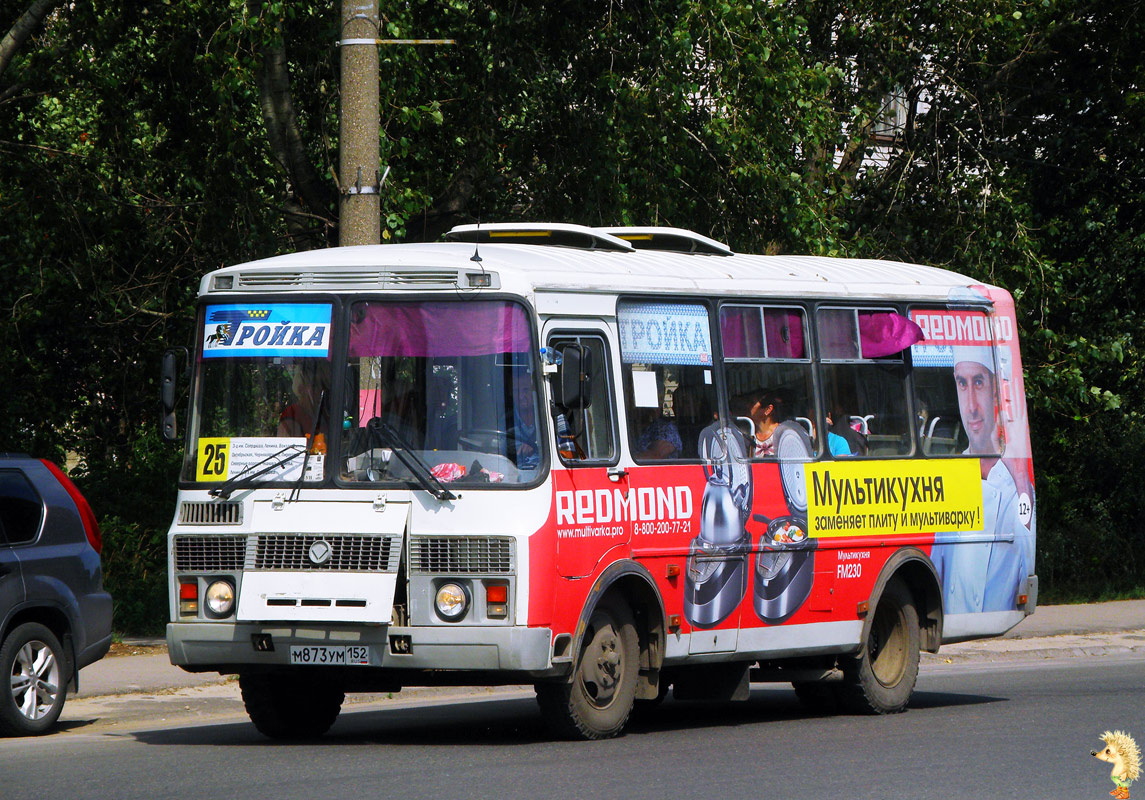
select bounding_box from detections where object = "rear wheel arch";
[4,605,78,686]
[865,547,942,653]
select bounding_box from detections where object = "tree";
[1,0,1141,630]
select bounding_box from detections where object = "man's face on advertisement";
[954,360,998,454]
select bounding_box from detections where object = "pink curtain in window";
[764,308,805,359]
[859,311,924,358]
[720,307,804,359]
[348,301,532,358]
[720,307,764,358]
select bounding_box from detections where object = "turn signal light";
[486,584,508,618]
[856,600,870,617]
[179,581,198,616]
[1018,594,1029,606]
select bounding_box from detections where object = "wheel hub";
[9,640,60,721]
[580,621,622,707]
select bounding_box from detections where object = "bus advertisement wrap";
[806,459,984,537]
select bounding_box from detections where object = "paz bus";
[161,223,1036,740]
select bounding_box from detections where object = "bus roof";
[201,226,994,304]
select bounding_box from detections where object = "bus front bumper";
[167,622,555,674]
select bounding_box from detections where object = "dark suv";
[0,455,112,735]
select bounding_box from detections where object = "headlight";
[434,582,469,621]
[205,580,235,617]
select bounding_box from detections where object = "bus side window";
[719,304,816,459]
[548,334,616,464]
[618,301,717,462]
[908,308,998,457]
[816,307,915,458]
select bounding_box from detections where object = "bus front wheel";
[837,579,919,714]
[536,598,639,740]
[239,672,344,739]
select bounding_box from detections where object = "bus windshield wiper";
[208,444,307,499]
[367,418,456,501]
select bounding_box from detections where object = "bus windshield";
[184,298,543,488]
[340,299,543,487]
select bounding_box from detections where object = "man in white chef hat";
[931,345,1030,615]
[953,345,1002,465]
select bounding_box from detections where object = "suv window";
[0,470,44,544]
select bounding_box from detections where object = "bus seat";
[924,415,963,455]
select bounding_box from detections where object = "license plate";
[288,645,370,666]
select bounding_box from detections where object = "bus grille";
[178,501,243,525]
[409,536,515,575]
[254,534,401,572]
[174,535,248,572]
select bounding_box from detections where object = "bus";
[161,222,1036,740]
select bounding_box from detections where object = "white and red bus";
[162,223,1036,739]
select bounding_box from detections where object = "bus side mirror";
[556,344,593,410]
[161,347,190,442]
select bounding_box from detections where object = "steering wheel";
[457,428,512,453]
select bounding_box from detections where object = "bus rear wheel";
[239,672,344,739]
[837,579,919,714]
[536,598,639,740]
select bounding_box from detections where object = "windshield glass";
[340,299,543,487]
[183,302,334,484]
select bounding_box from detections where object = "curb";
[923,631,1145,664]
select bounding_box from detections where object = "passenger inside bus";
[633,374,681,460]
[734,388,786,457]
[278,359,331,452]
[508,368,540,469]
[671,383,714,459]
[824,410,854,456]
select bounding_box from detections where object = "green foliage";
[1,0,1142,630]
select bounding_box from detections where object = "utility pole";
[338,0,380,247]
[337,2,454,247]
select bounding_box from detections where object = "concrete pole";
[338,0,380,247]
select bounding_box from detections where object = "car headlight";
[205,580,235,617]
[434,582,469,621]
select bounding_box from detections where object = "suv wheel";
[0,622,68,736]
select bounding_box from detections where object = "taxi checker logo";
[308,540,333,566]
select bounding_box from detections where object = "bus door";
[542,321,626,579]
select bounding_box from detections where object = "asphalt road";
[3,653,1143,800]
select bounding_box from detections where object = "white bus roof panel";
[205,240,990,303]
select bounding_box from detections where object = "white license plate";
[288,645,370,666]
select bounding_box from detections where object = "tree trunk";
[248,5,336,248]
[0,0,62,80]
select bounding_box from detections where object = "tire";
[837,580,920,714]
[0,622,68,736]
[536,598,639,740]
[239,672,344,740]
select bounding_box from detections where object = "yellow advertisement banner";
[806,459,984,537]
